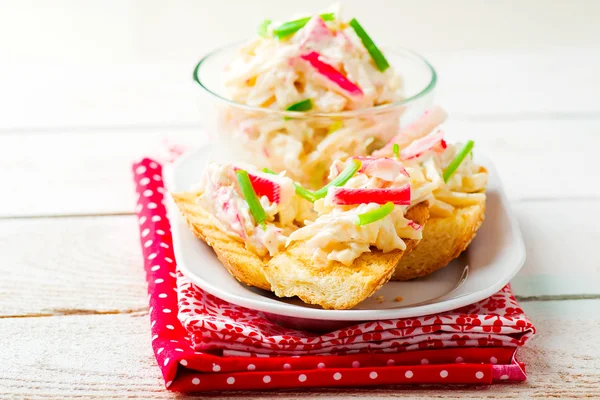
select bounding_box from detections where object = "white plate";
[166,146,525,323]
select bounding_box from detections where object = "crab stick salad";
[197,106,484,265]
[373,105,487,217]
[218,5,405,184]
[196,163,313,257]
[287,157,424,265]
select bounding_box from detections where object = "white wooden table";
[1,1,599,398]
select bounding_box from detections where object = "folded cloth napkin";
[133,158,536,392]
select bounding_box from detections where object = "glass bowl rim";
[193,41,437,119]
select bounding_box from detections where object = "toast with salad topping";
[172,105,488,309]
[373,106,488,280]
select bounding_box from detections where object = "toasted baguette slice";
[264,203,430,310]
[391,200,485,281]
[171,191,271,290]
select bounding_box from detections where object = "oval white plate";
[166,146,525,322]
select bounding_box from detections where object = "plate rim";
[166,147,526,321]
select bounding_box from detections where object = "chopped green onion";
[273,13,335,39]
[349,18,389,72]
[393,143,400,158]
[235,169,268,228]
[286,98,313,112]
[262,168,316,202]
[257,19,271,37]
[357,202,395,226]
[312,159,362,200]
[443,140,475,183]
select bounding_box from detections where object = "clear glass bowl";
[194,43,437,188]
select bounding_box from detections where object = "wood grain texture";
[2,119,599,217]
[1,300,598,399]
[0,215,148,317]
[0,50,598,131]
[0,128,203,217]
[1,200,599,318]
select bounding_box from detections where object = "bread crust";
[173,190,430,309]
[264,203,430,310]
[171,191,271,290]
[391,200,486,281]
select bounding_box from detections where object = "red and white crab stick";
[329,185,411,206]
[373,105,448,157]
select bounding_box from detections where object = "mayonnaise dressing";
[196,163,308,256]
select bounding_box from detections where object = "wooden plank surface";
[2,119,599,217]
[1,300,598,399]
[1,50,599,131]
[2,199,599,318]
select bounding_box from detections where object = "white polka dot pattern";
[440,370,448,378]
[475,371,484,379]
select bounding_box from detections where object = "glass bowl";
[193,43,437,188]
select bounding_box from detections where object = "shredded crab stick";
[373,105,448,156]
[354,156,409,180]
[400,130,446,160]
[262,168,316,202]
[312,158,362,199]
[356,202,394,226]
[235,169,268,228]
[300,51,364,98]
[233,167,281,203]
[214,186,247,239]
[443,140,475,183]
[407,220,422,230]
[328,185,411,206]
[298,16,334,48]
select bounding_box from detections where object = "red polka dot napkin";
[133,158,535,392]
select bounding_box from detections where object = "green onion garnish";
[286,99,313,112]
[443,140,475,183]
[312,159,362,200]
[273,13,335,39]
[262,168,316,202]
[235,169,268,228]
[393,143,400,158]
[257,19,271,37]
[349,18,389,72]
[357,202,395,226]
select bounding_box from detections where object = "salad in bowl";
[194,5,436,187]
